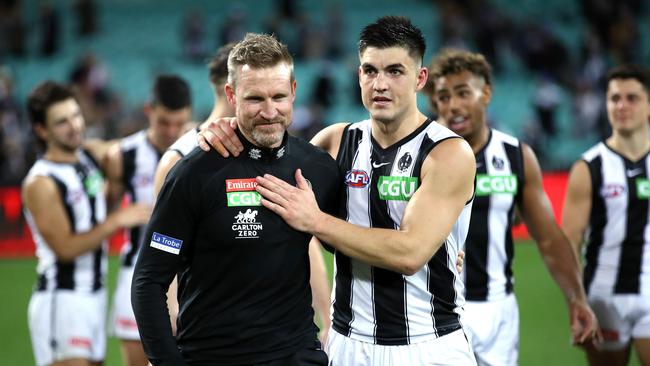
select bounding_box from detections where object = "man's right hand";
[111,203,151,228]
[197,117,243,157]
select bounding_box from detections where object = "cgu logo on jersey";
[475,174,518,196]
[232,209,263,239]
[377,176,418,201]
[345,170,370,188]
[226,178,261,207]
[83,170,103,198]
[636,178,650,199]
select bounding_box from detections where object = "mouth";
[448,115,469,128]
[372,96,392,106]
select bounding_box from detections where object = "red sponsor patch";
[69,337,92,348]
[601,328,620,342]
[226,178,258,192]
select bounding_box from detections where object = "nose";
[373,72,388,92]
[449,95,461,113]
[259,100,278,120]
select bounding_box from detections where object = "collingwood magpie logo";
[492,156,504,170]
[232,209,263,239]
[398,153,413,172]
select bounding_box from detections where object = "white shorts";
[463,293,519,366]
[28,289,107,366]
[110,266,141,340]
[588,292,650,351]
[326,328,476,366]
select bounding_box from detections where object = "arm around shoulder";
[309,123,348,158]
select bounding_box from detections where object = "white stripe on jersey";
[23,152,108,293]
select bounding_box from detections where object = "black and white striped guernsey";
[168,127,199,157]
[23,150,107,293]
[332,118,472,345]
[464,129,524,302]
[581,141,650,296]
[119,130,161,267]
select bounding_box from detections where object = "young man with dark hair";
[426,48,598,366]
[200,17,477,365]
[23,81,149,366]
[563,64,650,366]
[132,33,338,365]
[105,74,192,366]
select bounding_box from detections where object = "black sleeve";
[131,161,199,366]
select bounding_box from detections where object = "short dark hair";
[208,43,235,93]
[606,64,650,97]
[358,16,426,64]
[425,49,493,97]
[27,81,75,127]
[227,33,294,88]
[151,75,191,110]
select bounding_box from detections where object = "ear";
[415,67,429,92]
[33,123,47,141]
[358,66,363,87]
[143,103,152,118]
[481,83,493,105]
[290,80,297,102]
[225,83,236,107]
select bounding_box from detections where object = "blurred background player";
[105,75,192,366]
[563,64,650,366]
[426,49,598,365]
[22,81,149,366]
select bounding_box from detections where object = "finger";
[198,132,217,153]
[295,169,311,190]
[220,121,243,156]
[228,116,238,129]
[256,184,290,207]
[260,196,287,217]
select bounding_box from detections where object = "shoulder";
[310,122,350,157]
[120,130,146,151]
[169,128,199,156]
[581,142,605,163]
[291,135,338,170]
[490,128,520,147]
[424,137,474,175]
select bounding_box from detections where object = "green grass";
[0,242,642,365]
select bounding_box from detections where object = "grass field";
[0,241,642,365]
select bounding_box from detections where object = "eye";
[458,90,470,98]
[363,67,377,75]
[437,95,450,103]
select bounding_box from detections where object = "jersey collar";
[236,129,289,162]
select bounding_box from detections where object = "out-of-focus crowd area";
[0,0,649,187]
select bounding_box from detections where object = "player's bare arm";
[518,144,599,344]
[562,160,592,259]
[308,237,332,344]
[256,138,475,275]
[103,141,126,210]
[308,123,348,158]
[22,175,150,261]
[153,150,183,199]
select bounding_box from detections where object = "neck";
[607,128,650,161]
[466,123,490,154]
[371,110,428,148]
[44,147,79,164]
[146,129,167,154]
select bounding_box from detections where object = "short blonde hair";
[227,33,294,88]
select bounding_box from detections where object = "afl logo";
[398,153,413,172]
[345,170,370,188]
[601,184,625,198]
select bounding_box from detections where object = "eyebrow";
[361,63,405,69]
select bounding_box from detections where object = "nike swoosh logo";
[626,168,644,178]
[372,161,391,169]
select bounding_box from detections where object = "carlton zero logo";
[377,176,419,201]
[226,178,261,207]
[475,174,518,196]
[232,209,263,239]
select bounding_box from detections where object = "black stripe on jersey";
[369,142,407,345]
[122,148,139,267]
[332,123,358,336]
[503,142,521,295]
[465,147,490,301]
[614,162,648,294]
[428,243,461,334]
[584,157,606,294]
[51,176,76,290]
